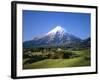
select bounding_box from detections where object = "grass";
[23,49,91,69]
[23,57,90,69]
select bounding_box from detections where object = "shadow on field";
[23,55,47,65]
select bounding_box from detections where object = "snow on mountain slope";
[45,26,66,40]
[23,26,81,48]
[46,26,66,35]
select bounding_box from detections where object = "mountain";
[80,37,91,48]
[23,26,81,48]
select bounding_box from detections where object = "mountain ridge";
[23,26,83,48]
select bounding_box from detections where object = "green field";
[23,49,90,69]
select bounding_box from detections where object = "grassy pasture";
[23,49,90,69]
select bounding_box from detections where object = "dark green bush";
[83,56,90,60]
[55,50,79,59]
[24,55,48,64]
[23,54,31,59]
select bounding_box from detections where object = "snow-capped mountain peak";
[46,26,66,35]
[24,26,81,48]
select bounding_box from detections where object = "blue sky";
[23,10,90,42]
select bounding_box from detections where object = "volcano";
[23,26,81,48]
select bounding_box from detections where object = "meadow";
[23,48,90,69]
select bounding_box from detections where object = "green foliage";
[23,48,90,69]
[23,55,47,65]
[23,53,31,59]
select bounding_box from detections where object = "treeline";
[23,50,80,65]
